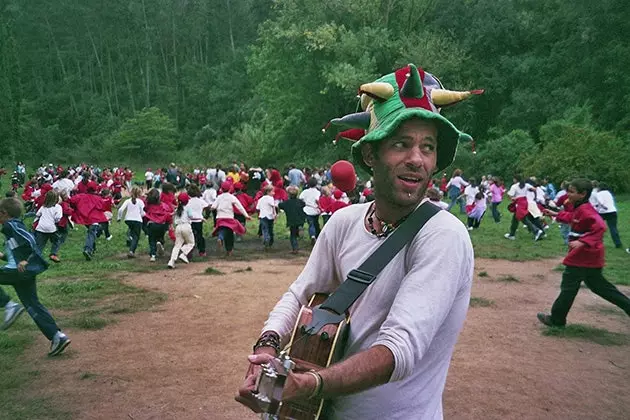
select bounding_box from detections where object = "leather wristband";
[253,331,281,354]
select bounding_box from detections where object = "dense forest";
[1,0,629,188]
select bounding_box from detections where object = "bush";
[521,118,630,191]
[104,107,178,163]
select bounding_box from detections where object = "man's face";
[363,118,438,209]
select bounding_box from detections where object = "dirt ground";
[21,255,630,420]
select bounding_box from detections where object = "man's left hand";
[17,260,28,272]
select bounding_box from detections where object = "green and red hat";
[325,64,482,173]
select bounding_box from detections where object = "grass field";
[0,191,629,418]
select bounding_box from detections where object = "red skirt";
[212,218,246,236]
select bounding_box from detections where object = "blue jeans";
[289,226,300,251]
[35,231,58,256]
[260,218,275,246]
[125,221,142,253]
[491,202,501,223]
[217,227,234,252]
[305,215,321,239]
[446,186,465,213]
[84,224,100,253]
[0,270,60,340]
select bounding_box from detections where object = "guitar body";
[277,293,349,420]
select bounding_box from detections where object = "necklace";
[366,202,409,238]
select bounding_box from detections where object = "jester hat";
[325,64,483,173]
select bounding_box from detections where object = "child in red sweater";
[538,178,630,327]
[144,189,173,262]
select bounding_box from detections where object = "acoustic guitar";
[254,293,350,420]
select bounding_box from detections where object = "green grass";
[497,274,520,282]
[542,324,628,346]
[203,267,224,275]
[469,297,495,307]
[477,271,489,277]
[234,266,253,273]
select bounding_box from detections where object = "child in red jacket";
[69,186,108,261]
[144,189,173,262]
[538,178,630,327]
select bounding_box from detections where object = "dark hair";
[4,191,16,198]
[598,182,610,192]
[469,177,477,187]
[514,174,525,188]
[100,189,111,197]
[147,188,160,205]
[176,201,185,218]
[0,198,23,218]
[569,178,593,201]
[475,191,485,200]
[307,177,318,188]
[161,182,176,194]
[187,183,201,198]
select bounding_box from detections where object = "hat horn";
[330,112,371,130]
[431,89,485,106]
[400,64,424,98]
[360,93,373,111]
[359,82,394,102]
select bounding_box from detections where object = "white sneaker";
[167,262,174,269]
[467,227,474,231]
[156,242,165,256]
[150,255,156,262]
[534,230,544,241]
[106,235,113,241]
[504,233,516,240]
[1,302,24,330]
[178,253,189,264]
[48,332,71,356]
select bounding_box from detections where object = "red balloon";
[331,160,357,192]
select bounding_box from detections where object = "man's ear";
[361,143,375,169]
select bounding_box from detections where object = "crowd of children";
[2,159,628,356]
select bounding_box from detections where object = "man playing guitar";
[236,64,479,419]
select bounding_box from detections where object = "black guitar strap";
[306,200,441,333]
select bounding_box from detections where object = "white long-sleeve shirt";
[211,193,248,219]
[186,197,206,221]
[263,202,473,420]
[117,198,145,222]
[35,205,62,233]
[595,190,617,214]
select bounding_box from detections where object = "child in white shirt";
[256,185,277,249]
[35,190,62,262]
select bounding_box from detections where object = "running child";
[167,192,194,269]
[538,178,630,327]
[117,186,145,258]
[278,186,305,254]
[186,184,207,257]
[256,185,277,250]
[211,182,251,256]
[0,198,70,355]
[34,190,62,262]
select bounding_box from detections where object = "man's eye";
[423,144,436,151]
[393,141,406,148]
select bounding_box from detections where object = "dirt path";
[22,257,630,420]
